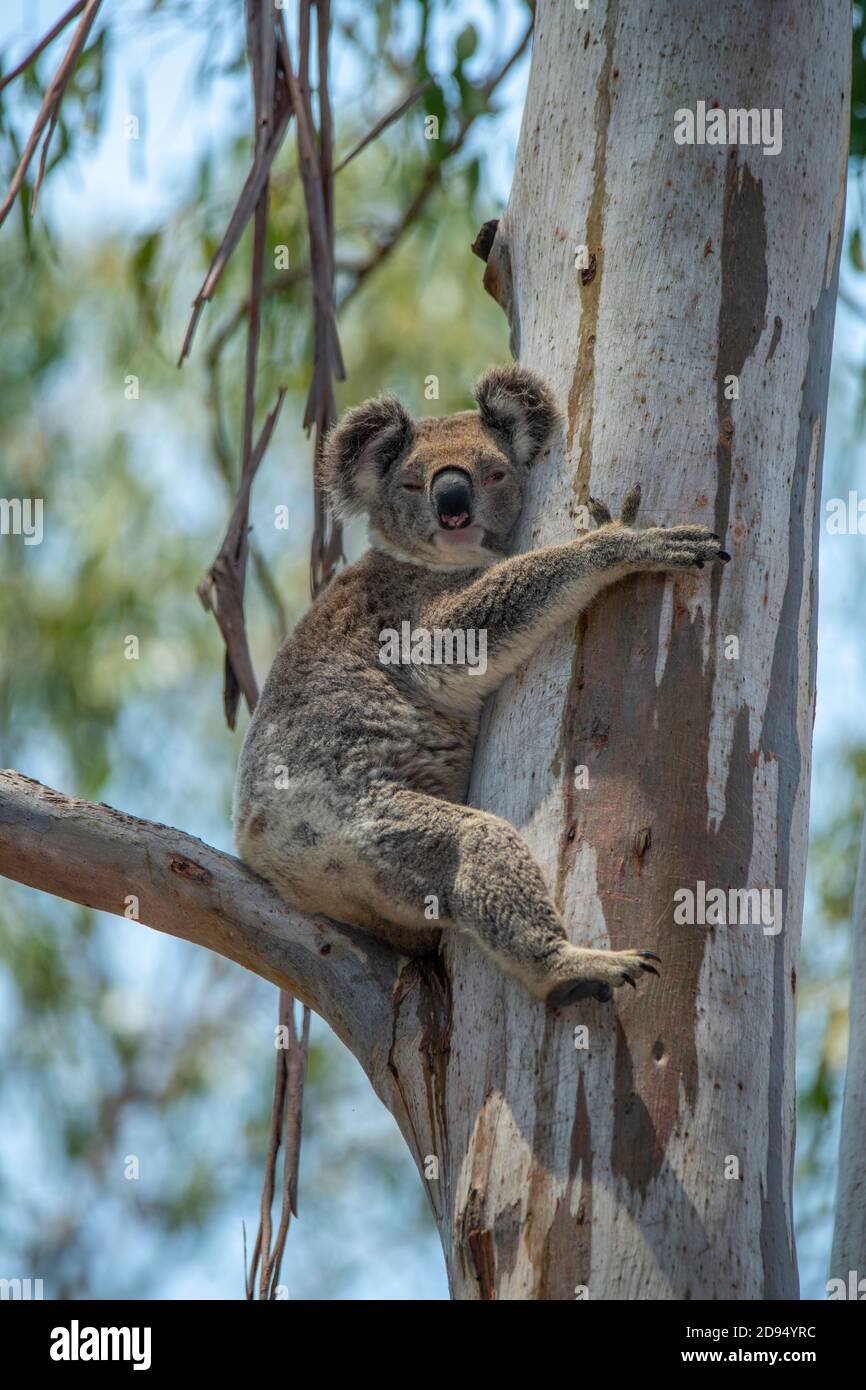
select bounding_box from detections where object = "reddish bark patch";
[467,1227,496,1301]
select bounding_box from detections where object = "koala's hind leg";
[360,789,660,1006]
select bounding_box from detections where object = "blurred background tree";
[0,0,863,1298]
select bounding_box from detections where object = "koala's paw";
[545,946,661,1009]
[637,523,730,571]
[586,487,730,572]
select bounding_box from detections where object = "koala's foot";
[544,946,661,1009]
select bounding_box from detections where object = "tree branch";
[332,78,432,176]
[337,18,533,314]
[0,769,398,1084]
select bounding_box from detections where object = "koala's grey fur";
[234,365,729,1007]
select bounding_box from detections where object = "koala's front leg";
[420,486,729,695]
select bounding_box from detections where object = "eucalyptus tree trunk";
[831,807,866,1287]
[382,0,849,1299]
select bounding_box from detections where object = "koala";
[234,365,729,1007]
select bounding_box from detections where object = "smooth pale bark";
[383,0,848,1299]
[831,807,866,1284]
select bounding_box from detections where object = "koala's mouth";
[432,524,486,553]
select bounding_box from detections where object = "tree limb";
[337,19,532,314]
[0,769,398,1084]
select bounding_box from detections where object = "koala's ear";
[320,396,415,518]
[474,364,561,466]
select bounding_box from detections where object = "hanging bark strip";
[196,387,286,721]
[249,0,344,1300]
[192,0,413,1300]
[277,1,346,595]
[0,0,103,227]
[176,17,292,368]
[251,991,311,1300]
[182,2,310,1303]
[216,1,274,729]
[0,1,87,92]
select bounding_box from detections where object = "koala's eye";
[402,481,424,491]
[483,470,506,486]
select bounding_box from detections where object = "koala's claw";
[588,484,642,530]
[588,495,612,526]
[586,497,732,575]
[640,526,730,572]
[620,483,642,526]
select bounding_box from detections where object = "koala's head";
[319,365,561,569]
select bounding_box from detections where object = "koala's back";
[233,551,477,943]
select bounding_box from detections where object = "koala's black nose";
[432,468,472,529]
